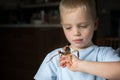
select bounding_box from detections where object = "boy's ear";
[94,18,99,31]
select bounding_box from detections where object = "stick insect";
[47,45,79,63]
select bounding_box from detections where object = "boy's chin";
[70,44,86,50]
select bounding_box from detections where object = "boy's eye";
[65,27,72,30]
[79,24,88,28]
[63,25,72,30]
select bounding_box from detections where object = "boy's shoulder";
[85,45,114,52]
[46,47,64,58]
[96,45,114,51]
[93,45,115,54]
[87,45,115,55]
[92,45,120,62]
[44,47,64,63]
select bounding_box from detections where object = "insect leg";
[46,54,59,63]
[77,50,79,58]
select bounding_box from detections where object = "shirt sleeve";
[34,53,57,80]
[101,47,120,62]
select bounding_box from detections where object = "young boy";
[34,0,120,80]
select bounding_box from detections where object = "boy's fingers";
[59,54,73,63]
[59,57,72,67]
[59,60,67,67]
[59,55,66,62]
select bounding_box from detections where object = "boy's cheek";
[83,31,94,39]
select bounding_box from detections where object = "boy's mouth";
[73,39,83,43]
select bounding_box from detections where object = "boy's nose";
[73,28,81,36]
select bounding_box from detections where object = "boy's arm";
[59,55,120,80]
[79,60,120,80]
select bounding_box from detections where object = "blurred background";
[0,0,120,80]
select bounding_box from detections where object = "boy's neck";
[70,42,94,50]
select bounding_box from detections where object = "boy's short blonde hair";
[59,0,97,21]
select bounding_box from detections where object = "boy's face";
[61,8,97,50]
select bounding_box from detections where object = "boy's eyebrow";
[61,22,90,26]
[78,22,90,25]
[61,23,70,25]
[60,22,69,25]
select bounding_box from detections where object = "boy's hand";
[59,54,81,72]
